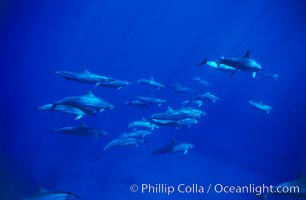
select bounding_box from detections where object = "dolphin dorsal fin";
[83,68,90,73]
[80,122,87,127]
[171,138,177,144]
[220,56,224,59]
[88,91,94,96]
[167,106,173,112]
[150,76,154,81]
[243,50,250,58]
[142,117,147,121]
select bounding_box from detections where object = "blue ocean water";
[1,0,306,199]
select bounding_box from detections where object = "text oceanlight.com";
[129,183,300,196]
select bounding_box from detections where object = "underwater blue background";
[1,0,306,199]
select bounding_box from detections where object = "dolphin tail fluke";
[197,58,207,66]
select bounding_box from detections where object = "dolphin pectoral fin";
[75,115,83,120]
[95,82,101,86]
[184,149,188,155]
[267,110,270,114]
[167,106,173,112]
[252,72,256,78]
[197,58,207,66]
[243,50,250,58]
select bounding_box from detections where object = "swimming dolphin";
[119,130,152,138]
[103,137,144,151]
[150,106,190,122]
[176,118,199,129]
[124,100,149,109]
[217,50,262,78]
[249,100,272,114]
[198,58,237,72]
[258,176,306,200]
[98,79,131,89]
[256,73,279,81]
[22,188,80,200]
[150,119,178,126]
[263,73,279,80]
[151,139,193,155]
[136,96,166,106]
[182,99,204,107]
[37,104,93,120]
[50,68,113,86]
[177,107,206,118]
[194,91,220,103]
[137,77,165,89]
[52,91,114,113]
[170,83,193,93]
[52,122,108,138]
[192,77,209,86]
[149,106,204,127]
[128,119,160,130]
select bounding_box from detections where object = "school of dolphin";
[29,51,306,200]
